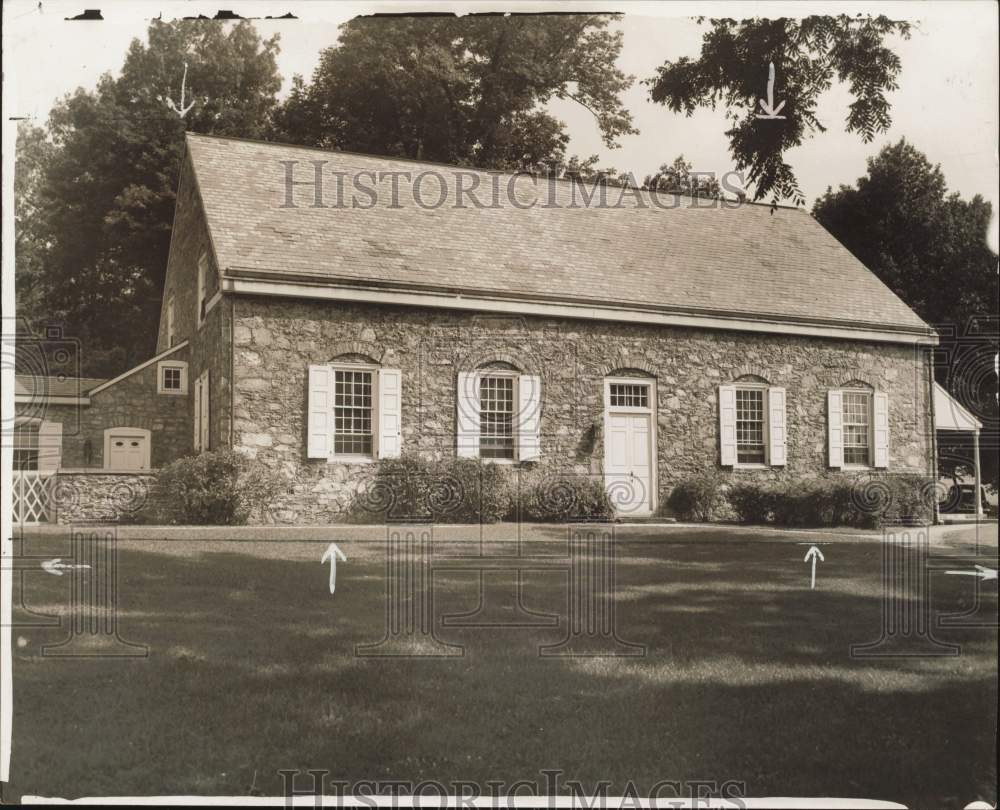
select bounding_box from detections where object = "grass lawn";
[5,523,997,806]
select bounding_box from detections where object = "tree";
[13,123,55,329]
[647,15,911,204]
[270,14,635,171]
[24,20,282,375]
[813,139,999,489]
[642,155,724,198]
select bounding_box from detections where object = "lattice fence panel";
[12,471,54,524]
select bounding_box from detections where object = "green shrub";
[848,473,934,529]
[725,474,933,529]
[352,455,514,523]
[666,473,723,521]
[154,449,284,524]
[521,474,614,522]
[726,481,772,524]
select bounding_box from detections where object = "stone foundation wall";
[49,472,160,524]
[231,297,934,525]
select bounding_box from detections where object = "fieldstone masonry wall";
[50,472,160,524]
[157,152,232,453]
[232,297,934,524]
[15,345,192,470]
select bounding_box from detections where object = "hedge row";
[668,471,934,529]
[349,455,614,523]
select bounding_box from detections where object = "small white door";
[605,412,652,515]
[107,433,149,470]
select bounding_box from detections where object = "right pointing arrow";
[804,545,825,590]
[945,565,997,582]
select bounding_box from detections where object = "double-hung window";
[479,375,516,459]
[735,388,766,465]
[196,254,212,327]
[333,368,374,457]
[308,365,401,462]
[719,383,786,468]
[166,296,176,347]
[13,422,40,471]
[842,391,871,466]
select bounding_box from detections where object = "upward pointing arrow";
[321,543,348,594]
[804,545,825,590]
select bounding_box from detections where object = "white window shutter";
[828,390,844,468]
[873,392,889,468]
[193,376,202,451]
[307,365,332,459]
[200,371,211,451]
[37,420,63,472]
[518,374,542,462]
[768,387,787,466]
[456,371,480,458]
[378,368,402,459]
[718,386,737,466]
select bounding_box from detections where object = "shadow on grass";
[8,535,997,807]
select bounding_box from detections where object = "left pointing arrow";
[40,558,91,576]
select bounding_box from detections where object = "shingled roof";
[14,375,106,399]
[186,133,932,338]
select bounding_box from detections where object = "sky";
[3,0,999,247]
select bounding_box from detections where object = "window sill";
[158,389,188,396]
[733,464,770,470]
[329,456,376,465]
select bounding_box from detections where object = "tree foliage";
[642,155,725,198]
[814,139,999,488]
[647,15,911,204]
[14,123,55,327]
[270,14,635,170]
[21,20,281,375]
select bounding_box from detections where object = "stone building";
[13,133,946,524]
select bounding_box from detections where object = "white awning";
[934,382,983,431]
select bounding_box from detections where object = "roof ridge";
[184,131,804,212]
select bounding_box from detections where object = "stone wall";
[49,472,160,524]
[232,297,934,524]
[15,344,192,471]
[156,152,232,452]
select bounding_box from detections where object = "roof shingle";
[186,133,930,334]
[14,375,106,398]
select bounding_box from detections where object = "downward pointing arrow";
[804,545,825,590]
[756,62,787,119]
[321,543,348,594]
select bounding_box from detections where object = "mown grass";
[6,525,997,806]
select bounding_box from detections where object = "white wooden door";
[605,412,652,515]
[107,433,149,470]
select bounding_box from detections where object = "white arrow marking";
[756,62,787,119]
[40,558,91,577]
[803,545,825,589]
[321,543,348,594]
[162,62,198,118]
[945,565,997,582]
